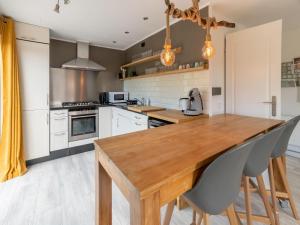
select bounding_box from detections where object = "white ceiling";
[1,0,300,50]
[0,0,208,50]
[211,0,300,31]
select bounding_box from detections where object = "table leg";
[96,158,112,225]
[130,192,161,225]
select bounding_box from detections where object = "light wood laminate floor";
[0,151,299,225]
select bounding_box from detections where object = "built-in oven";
[108,92,129,103]
[68,108,99,142]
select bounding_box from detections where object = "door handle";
[262,96,276,117]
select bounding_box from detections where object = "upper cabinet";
[15,21,50,44]
[17,39,49,110]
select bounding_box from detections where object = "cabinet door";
[23,110,49,160]
[17,40,49,110]
[15,22,50,44]
[99,107,112,139]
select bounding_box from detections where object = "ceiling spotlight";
[143,17,149,21]
[64,0,71,4]
[54,0,60,13]
[113,41,117,44]
[125,31,130,34]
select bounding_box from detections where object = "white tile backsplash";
[124,70,210,113]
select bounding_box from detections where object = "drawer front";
[50,110,68,118]
[50,132,68,151]
[50,116,68,133]
[131,120,148,132]
[113,107,148,124]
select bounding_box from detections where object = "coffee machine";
[183,88,204,116]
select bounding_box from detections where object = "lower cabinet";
[112,108,148,136]
[50,110,68,151]
[23,110,50,160]
[99,107,112,139]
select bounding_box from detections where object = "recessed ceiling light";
[113,41,117,44]
[125,31,130,34]
[143,17,149,21]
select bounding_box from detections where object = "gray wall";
[125,7,208,75]
[50,39,125,93]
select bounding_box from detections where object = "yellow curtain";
[0,16,27,182]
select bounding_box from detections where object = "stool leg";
[203,213,209,225]
[226,205,239,225]
[256,175,276,225]
[163,200,176,225]
[275,157,300,221]
[191,209,197,225]
[196,211,203,225]
[268,160,280,225]
[243,176,253,225]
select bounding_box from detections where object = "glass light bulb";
[202,40,215,60]
[160,45,175,66]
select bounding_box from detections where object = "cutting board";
[127,105,166,113]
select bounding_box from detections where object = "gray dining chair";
[163,135,259,225]
[268,115,300,224]
[241,125,285,225]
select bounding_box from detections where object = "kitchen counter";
[147,109,208,124]
[95,114,283,225]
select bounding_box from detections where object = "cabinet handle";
[54,118,66,121]
[54,113,66,116]
[46,94,49,106]
[54,132,66,136]
[134,116,141,120]
[135,122,142,126]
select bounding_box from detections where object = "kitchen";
[0,1,300,225]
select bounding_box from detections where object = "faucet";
[134,98,145,106]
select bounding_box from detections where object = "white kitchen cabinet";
[99,107,112,139]
[23,110,49,160]
[16,22,50,160]
[17,39,49,111]
[15,21,49,44]
[50,110,68,151]
[112,108,148,136]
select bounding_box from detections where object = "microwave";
[108,92,129,103]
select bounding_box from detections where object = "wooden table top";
[95,114,283,199]
[147,109,208,123]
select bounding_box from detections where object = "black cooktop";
[62,101,100,107]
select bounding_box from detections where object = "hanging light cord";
[164,0,235,30]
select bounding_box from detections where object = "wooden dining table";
[95,114,283,225]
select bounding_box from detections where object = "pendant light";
[202,19,215,60]
[160,12,175,66]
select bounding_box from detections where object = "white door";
[226,20,282,119]
[23,110,49,160]
[17,40,49,110]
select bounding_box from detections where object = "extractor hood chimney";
[62,42,106,71]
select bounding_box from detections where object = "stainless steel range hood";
[62,42,106,71]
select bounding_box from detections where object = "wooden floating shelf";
[121,47,182,69]
[120,67,208,81]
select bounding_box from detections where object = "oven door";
[69,114,99,142]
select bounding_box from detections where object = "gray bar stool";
[268,115,300,224]
[240,125,285,225]
[163,135,259,225]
